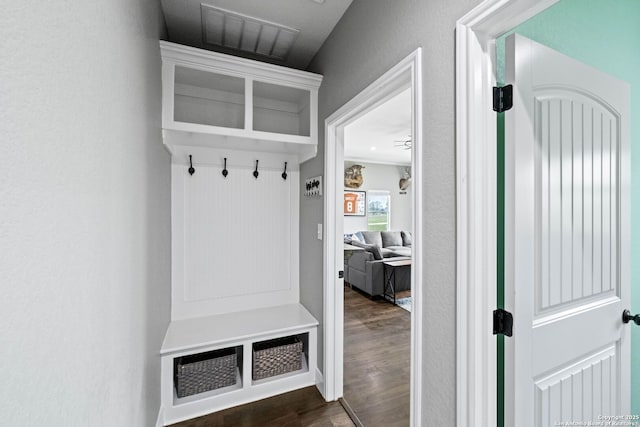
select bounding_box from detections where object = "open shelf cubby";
[173,66,245,129]
[252,81,310,136]
[173,345,243,405]
[251,333,310,386]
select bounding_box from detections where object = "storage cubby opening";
[174,66,245,129]
[297,332,309,362]
[173,346,242,402]
[253,81,310,136]
[251,333,309,385]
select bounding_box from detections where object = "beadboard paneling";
[535,347,617,425]
[536,96,619,314]
[172,161,299,320]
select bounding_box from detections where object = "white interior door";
[504,34,630,427]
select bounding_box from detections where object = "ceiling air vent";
[201,4,300,60]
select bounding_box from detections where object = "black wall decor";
[304,176,322,197]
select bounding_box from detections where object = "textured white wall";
[300,0,481,424]
[0,0,170,425]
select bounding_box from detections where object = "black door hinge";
[493,308,513,337]
[493,85,513,113]
[338,270,344,279]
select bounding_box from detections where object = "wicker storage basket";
[252,336,303,380]
[174,347,237,398]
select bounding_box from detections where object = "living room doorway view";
[341,87,413,426]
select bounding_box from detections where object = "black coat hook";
[282,162,288,180]
[222,158,228,178]
[188,155,195,176]
[253,160,259,179]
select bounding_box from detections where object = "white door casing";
[455,1,560,426]
[504,34,630,426]
[323,48,423,425]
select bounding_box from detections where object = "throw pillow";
[381,231,403,247]
[401,231,412,246]
[354,231,365,242]
[350,233,362,243]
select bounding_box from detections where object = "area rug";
[395,297,412,312]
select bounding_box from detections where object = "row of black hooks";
[188,155,288,181]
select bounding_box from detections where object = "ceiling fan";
[393,136,412,150]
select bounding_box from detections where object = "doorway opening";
[323,49,423,426]
[341,88,413,424]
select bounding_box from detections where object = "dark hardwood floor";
[168,386,354,427]
[167,287,409,427]
[342,285,411,427]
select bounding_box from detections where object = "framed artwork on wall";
[344,191,366,216]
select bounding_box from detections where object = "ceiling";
[344,88,412,166]
[160,0,353,70]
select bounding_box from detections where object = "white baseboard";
[315,368,326,400]
[156,406,164,427]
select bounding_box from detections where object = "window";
[367,190,391,231]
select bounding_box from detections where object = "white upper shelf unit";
[160,41,323,163]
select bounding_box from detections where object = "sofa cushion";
[365,244,384,260]
[388,247,411,257]
[401,230,412,246]
[382,246,412,258]
[380,248,396,258]
[381,231,403,247]
[361,231,382,247]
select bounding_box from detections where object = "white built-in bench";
[160,303,318,425]
[159,42,323,426]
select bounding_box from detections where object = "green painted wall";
[497,0,640,417]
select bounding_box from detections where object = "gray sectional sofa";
[344,230,412,297]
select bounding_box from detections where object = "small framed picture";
[344,191,366,216]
